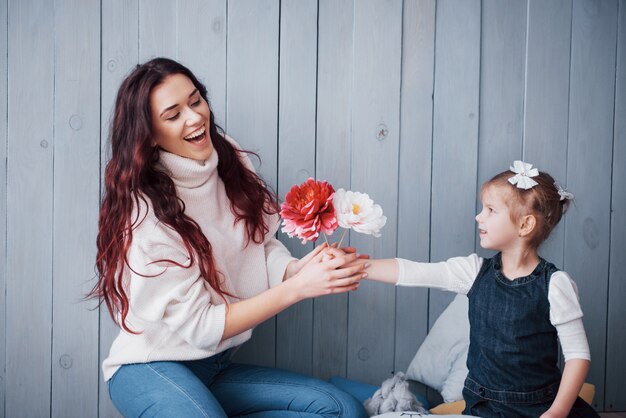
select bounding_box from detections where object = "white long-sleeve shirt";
[102,138,296,381]
[395,255,590,362]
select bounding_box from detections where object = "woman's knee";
[315,382,368,418]
[108,362,227,418]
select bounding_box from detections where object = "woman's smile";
[150,73,214,161]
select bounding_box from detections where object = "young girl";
[90,58,368,418]
[364,161,599,418]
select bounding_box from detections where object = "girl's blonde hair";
[482,170,571,249]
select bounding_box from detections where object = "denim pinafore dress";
[462,253,598,417]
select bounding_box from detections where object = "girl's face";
[475,185,520,251]
[150,73,213,161]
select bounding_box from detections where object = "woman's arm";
[540,359,590,418]
[222,249,367,340]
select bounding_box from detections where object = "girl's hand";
[340,246,370,260]
[287,249,368,301]
[540,409,567,418]
[320,244,370,263]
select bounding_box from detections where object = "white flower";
[333,189,387,237]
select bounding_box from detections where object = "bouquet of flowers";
[280,178,387,245]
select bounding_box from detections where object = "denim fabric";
[108,349,368,418]
[463,386,600,418]
[462,253,599,417]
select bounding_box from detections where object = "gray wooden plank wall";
[276,0,317,376]
[6,1,55,417]
[607,2,626,411]
[52,0,101,416]
[313,0,354,380]
[0,0,625,416]
[0,0,6,415]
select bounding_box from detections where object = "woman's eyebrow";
[159,89,199,117]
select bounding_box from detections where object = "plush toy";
[364,372,429,416]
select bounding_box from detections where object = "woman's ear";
[519,215,537,237]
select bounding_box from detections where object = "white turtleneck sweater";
[102,139,296,381]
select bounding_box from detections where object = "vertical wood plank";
[347,0,402,385]
[605,0,626,410]
[275,0,318,376]
[524,0,572,268]
[429,0,481,326]
[6,0,54,416]
[227,0,280,367]
[177,0,227,125]
[478,0,526,180]
[139,0,177,62]
[475,0,526,258]
[100,1,139,416]
[565,0,618,410]
[0,0,6,414]
[51,0,100,416]
[394,0,435,376]
[313,0,354,380]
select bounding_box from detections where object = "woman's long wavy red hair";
[89,58,279,333]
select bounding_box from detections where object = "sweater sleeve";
[126,218,226,352]
[224,133,295,284]
[396,254,482,294]
[549,271,590,361]
[264,237,297,288]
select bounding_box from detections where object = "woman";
[90,57,368,417]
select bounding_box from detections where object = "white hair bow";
[508,160,539,190]
[554,183,574,201]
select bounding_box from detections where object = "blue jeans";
[108,350,367,418]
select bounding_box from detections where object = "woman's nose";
[186,109,203,126]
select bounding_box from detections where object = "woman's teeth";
[184,127,206,142]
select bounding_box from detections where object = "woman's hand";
[223,246,367,341]
[284,243,370,281]
[287,248,368,301]
[283,242,331,280]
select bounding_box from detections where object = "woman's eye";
[166,113,180,121]
[191,99,201,107]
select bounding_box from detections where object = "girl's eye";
[488,207,494,213]
[166,113,180,121]
[191,99,201,107]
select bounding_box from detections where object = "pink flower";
[280,178,339,244]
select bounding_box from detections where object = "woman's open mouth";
[184,126,207,144]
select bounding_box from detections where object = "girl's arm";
[222,249,367,340]
[540,359,590,418]
[363,255,481,294]
[543,272,592,417]
[362,259,399,284]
